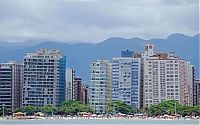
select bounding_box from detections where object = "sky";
[0,0,199,43]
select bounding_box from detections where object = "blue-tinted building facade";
[58,56,66,105]
[121,50,134,57]
[112,56,141,109]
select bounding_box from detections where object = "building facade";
[66,68,75,100]
[121,50,134,58]
[82,85,89,105]
[73,77,83,102]
[89,60,112,114]
[195,79,200,105]
[66,68,88,104]
[185,63,196,105]
[136,44,194,108]
[22,49,66,107]
[0,61,23,113]
[112,57,141,109]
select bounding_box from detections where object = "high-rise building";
[89,59,112,114]
[22,49,66,107]
[195,79,200,105]
[112,56,141,109]
[135,44,195,109]
[66,68,75,100]
[0,61,23,113]
[185,63,196,106]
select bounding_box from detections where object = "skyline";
[0,0,198,42]
[0,44,198,115]
[0,0,199,123]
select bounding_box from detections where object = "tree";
[59,100,93,115]
[192,105,200,116]
[146,100,182,116]
[0,107,8,116]
[145,100,200,117]
[15,105,37,115]
[106,100,134,114]
[41,104,57,116]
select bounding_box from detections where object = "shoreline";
[1,116,199,121]
[1,118,199,125]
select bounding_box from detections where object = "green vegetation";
[15,100,93,116]
[146,100,200,116]
[13,100,200,116]
[41,104,57,116]
[0,107,8,116]
[59,100,93,115]
[15,105,38,115]
[106,100,137,114]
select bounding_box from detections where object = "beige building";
[135,44,195,109]
[81,85,89,105]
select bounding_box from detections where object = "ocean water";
[0,119,199,125]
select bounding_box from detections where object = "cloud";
[0,0,198,42]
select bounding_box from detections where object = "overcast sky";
[0,0,199,43]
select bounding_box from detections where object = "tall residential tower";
[22,49,66,107]
[112,53,141,109]
[0,61,23,113]
[66,68,75,100]
[135,44,195,108]
[89,60,112,114]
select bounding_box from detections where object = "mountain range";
[0,33,199,83]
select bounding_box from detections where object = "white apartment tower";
[22,49,66,107]
[89,60,112,114]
